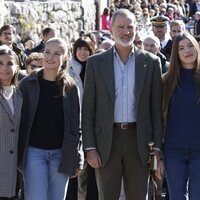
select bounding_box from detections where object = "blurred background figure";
[134,31,144,49]
[25,52,43,74]
[169,19,185,40]
[101,8,110,30]
[0,24,27,69]
[194,35,200,46]
[143,35,169,74]
[24,39,35,56]
[194,11,200,35]
[31,27,56,53]
[98,39,114,51]
[18,52,43,81]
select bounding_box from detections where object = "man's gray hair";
[110,9,136,27]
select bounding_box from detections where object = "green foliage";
[18,14,37,34]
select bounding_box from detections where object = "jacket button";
[10,128,15,132]
[9,150,14,154]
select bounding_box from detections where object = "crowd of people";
[0,0,200,200]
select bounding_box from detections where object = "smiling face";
[43,42,65,72]
[0,54,17,86]
[110,14,136,49]
[76,46,90,62]
[178,38,197,69]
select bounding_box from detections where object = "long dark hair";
[163,33,200,112]
[0,45,19,97]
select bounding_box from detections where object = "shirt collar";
[113,46,135,59]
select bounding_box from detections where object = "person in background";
[119,0,133,11]
[143,35,169,73]
[82,9,163,200]
[133,31,144,49]
[0,45,23,200]
[85,32,98,53]
[18,52,43,81]
[66,36,97,200]
[18,37,83,200]
[194,11,200,36]
[24,40,35,56]
[24,52,43,75]
[188,0,200,18]
[0,25,27,69]
[169,19,185,40]
[101,8,110,31]
[151,15,172,61]
[163,33,200,200]
[31,27,56,53]
[98,39,115,51]
[194,35,200,46]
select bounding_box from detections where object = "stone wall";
[3,1,96,46]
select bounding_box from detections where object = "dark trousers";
[86,166,98,200]
[66,162,98,200]
[95,126,149,200]
[65,178,78,200]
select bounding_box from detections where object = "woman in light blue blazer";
[0,45,23,199]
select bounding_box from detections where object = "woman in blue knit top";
[162,33,200,200]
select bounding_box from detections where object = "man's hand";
[86,149,102,168]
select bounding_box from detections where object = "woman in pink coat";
[101,8,110,30]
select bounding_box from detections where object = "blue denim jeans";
[23,146,69,200]
[164,145,200,200]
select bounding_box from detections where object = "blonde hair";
[44,37,74,94]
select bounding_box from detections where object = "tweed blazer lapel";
[0,88,22,123]
[100,48,115,102]
[135,48,148,108]
[0,95,14,121]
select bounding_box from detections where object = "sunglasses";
[134,40,143,45]
[30,64,42,70]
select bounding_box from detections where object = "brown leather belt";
[113,122,136,129]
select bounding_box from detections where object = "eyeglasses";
[30,64,42,70]
[134,40,143,45]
